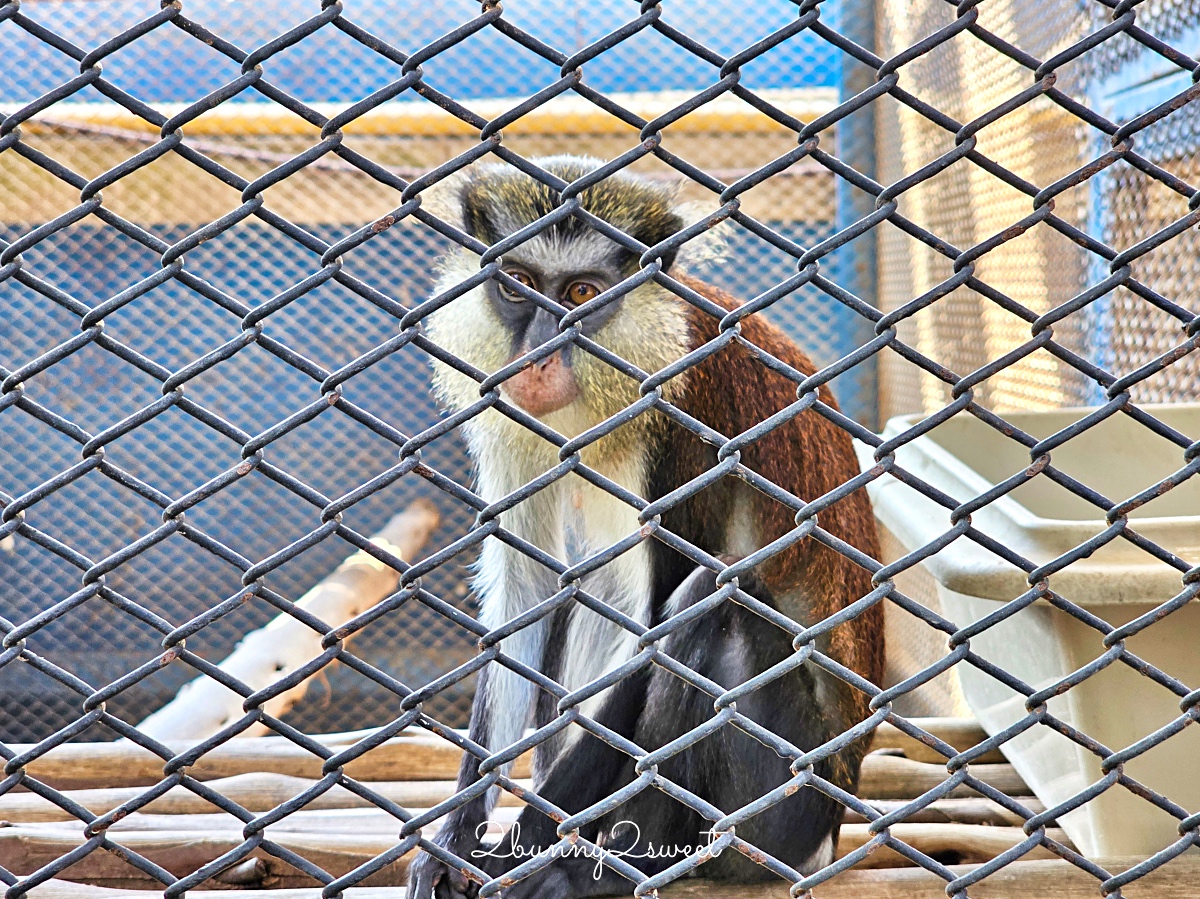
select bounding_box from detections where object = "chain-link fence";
[1,0,1198,896]
[1,0,870,743]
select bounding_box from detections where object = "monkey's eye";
[564,281,601,306]
[499,269,534,301]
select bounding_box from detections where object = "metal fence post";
[834,0,879,430]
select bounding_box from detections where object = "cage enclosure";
[3,0,1200,896]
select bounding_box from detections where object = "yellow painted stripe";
[11,89,835,138]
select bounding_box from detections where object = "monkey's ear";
[667,200,729,273]
[635,209,686,273]
[421,172,476,240]
[421,171,497,246]
[460,182,496,244]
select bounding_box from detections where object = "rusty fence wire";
[1,0,1199,898]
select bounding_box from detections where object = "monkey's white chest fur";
[557,474,654,705]
[471,442,653,757]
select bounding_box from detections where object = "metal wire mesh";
[875,0,1200,419]
[1,0,1198,897]
[0,1,861,741]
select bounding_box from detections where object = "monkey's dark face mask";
[485,256,614,418]
[459,164,684,420]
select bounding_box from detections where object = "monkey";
[407,156,883,899]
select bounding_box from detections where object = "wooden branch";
[136,500,440,742]
[24,854,1200,899]
[0,773,530,823]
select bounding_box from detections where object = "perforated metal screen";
[874,0,1200,419]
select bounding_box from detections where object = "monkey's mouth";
[500,351,581,418]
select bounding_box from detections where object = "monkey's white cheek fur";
[422,258,510,412]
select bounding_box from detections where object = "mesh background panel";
[874,0,1200,422]
[0,219,481,739]
[1101,86,1200,403]
[874,0,1102,419]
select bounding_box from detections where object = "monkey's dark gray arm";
[409,529,555,898]
[474,663,650,878]
[407,667,504,899]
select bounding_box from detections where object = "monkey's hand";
[407,829,483,899]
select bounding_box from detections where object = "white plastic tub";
[856,404,1200,859]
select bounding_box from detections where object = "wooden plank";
[843,797,1042,827]
[0,773,526,824]
[0,773,1036,828]
[18,807,524,835]
[0,821,1071,888]
[869,718,1005,764]
[839,823,1071,868]
[9,731,533,790]
[0,830,402,888]
[224,717,995,760]
[20,855,1200,898]
[28,811,1056,862]
[9,729,1024,795]
[858,754,1027,799]
[24,886,400,899]
[661,855,1200,898]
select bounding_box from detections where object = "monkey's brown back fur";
[663,275,883,723]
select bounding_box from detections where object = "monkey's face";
[483,232,645,420]
[423,158,692,454]
[424,234,689,443]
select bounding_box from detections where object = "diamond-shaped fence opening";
[1,0,1198,897]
